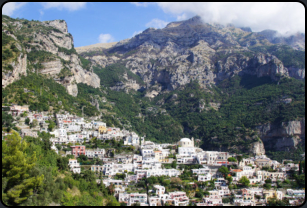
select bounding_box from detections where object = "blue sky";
[2,2,305,48]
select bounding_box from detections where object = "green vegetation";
[2,131,119,206]
[238,176,250,187]
[250,44,305,68]
[93,63,144,87]
[2,72,99,117]
[79,56,91,71]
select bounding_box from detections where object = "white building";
[168,191,189,206]
[197,173,212,182]
[124,132,141,146]
[85,148,105,158]
[68,159,81,174]
[203,190,223,206]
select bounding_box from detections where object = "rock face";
[81,15,305,96]
[2,53,27,88]
[2,16,100,96]
[256,119,305,151]
[249,140,266,156]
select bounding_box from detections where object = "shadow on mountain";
[239,74,274,90]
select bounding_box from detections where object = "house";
[20,129,38,138]
[92,163,135,176]
[192,166,211,175]
[102,179,126,195]
[231,166,255,181]
[254,158,272,168]
[203,190,223,206]
[287,189,305,198]
[263,190,283,202]
[85,148,105,158]
[68,159,81,174]
[118,193,130,205]
[154,150,170,163]
[127,193,148,206]
[168,191,189,206]
[71,145,86,157]
[98,125,107,134]
[91,121,107,130]
[218,185,230,196]
[256,170,286,181]
[197,173,212,182]
[154,185,165,195]
[10,105,29,116]
[124,132,140,146]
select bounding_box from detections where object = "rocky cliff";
[2,15,100,96]
[256,119,305,151]
[80,16,305,96]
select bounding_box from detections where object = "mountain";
[2,15,100,96]
[79,15,305,97]
[2,15,305,159]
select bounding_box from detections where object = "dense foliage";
[93,63,144,87]
[2,131,119,206]
[250,44,305,68]
[2,72,99,117]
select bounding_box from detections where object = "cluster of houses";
[2,105,305,206]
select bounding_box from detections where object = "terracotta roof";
[232,169,243,172]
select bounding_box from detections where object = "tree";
[108,183,115,195]
[48,121,56,131]
[263,183,271,190]
[171,161,177,169]
[25,117,30,125]
[265,179,272,184]
[226,176,233,184]
[236,155,243,165]
[238,176,250,187]
[2,132,44,205]
[78,154,88,162]
[32,119,38,127]
[227,157,237,162]
[218,166,229,178]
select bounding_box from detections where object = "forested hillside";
[2,132,120,206]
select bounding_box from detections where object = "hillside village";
[2,104,305,206]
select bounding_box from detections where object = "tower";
[191,137,194,147]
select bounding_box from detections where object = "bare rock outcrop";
[256,119,305,151]
[2,17,100,96]
[249,140,266,156]
[2,53,27,88]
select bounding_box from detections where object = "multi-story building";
[85,148,105,158]
[168,191,189,206]
[203,190,223,206]
[91,163,135,176]
[192,166,211,175]
[71,145,86,157]
[197,173,212,182]
[102,179,126,195]
[68,159,81,174]
[127,193,148,206]
[124,132,141,146]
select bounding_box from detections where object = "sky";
[2,2,305,48]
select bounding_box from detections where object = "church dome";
[180,138,191,142]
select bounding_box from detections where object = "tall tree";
[2,132,44,205]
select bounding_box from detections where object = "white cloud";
[145,18,169,29]
[2,2,27,16]
[98,33,115,43]
[132,30,143,37]
[135,2,305,35]
[130,2,153,7]
[41,2,87,11]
